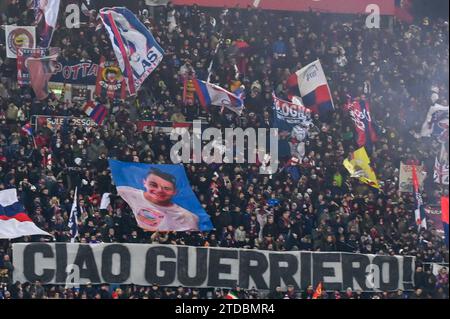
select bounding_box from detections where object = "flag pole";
[31,135,37,149]
[206,9,229,83]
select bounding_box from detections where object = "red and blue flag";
[345,96,378,150]
[83,101,108,125]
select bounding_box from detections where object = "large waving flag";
[0,189,52,239]
[193,79,244,115]
[345,96,378,149]
[412,165,427,230]
[27,47,60,100]
[291,60,334,117]
[99,7,165,95]
[34,0,61,48]
[343,147,380,189]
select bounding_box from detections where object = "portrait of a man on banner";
[109,160,213,232]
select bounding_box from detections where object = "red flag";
[442,196,449,247]
[442,197,449,224]
[312,282,323,299]
[27,49,59,100]
[395,0,414,23]
[345,97,377,148]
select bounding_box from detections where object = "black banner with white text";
[12,243,415,292]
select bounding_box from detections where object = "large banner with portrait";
[12,243,415,292]
[109,160,213,232]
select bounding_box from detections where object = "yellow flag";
[343,147,380,189]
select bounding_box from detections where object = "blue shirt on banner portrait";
[109,160,213,232]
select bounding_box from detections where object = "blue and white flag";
[109,160,213,232]
[193,79,244,115]
[99,7,165,95]
[68,187,79,243]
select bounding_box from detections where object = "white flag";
[68,187,79,243]
[100,193,111,210]
[5,25,36,58]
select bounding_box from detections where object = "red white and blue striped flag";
[0,188,52,239]
[289,60,334,117]
[83,101,108,125]
[21,123,34,136]
[412,165,427,230]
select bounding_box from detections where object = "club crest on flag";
[5,26,36,58]
[95,57,127,100]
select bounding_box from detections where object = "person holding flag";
[288,59,334,119]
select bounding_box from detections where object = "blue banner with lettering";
[50,60,99,85]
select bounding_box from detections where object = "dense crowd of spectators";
[0,1,449,299]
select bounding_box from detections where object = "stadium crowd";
[0,1,449,299]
